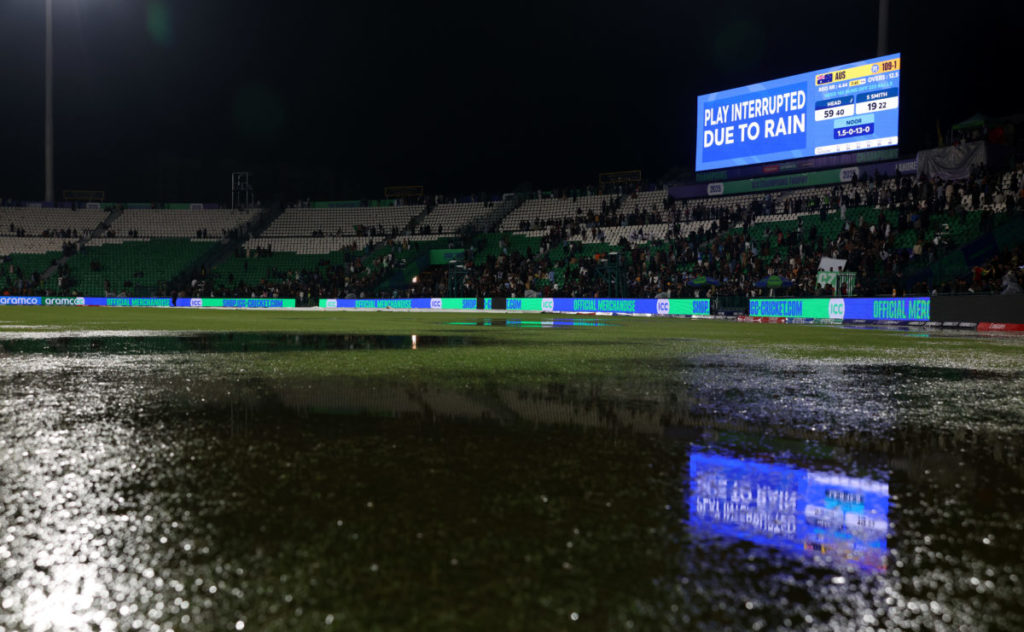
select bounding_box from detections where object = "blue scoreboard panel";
[696,54,901,171]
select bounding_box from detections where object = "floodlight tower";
[877,0,890,56]
[45,0,55,203]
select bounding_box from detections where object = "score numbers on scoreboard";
[813,57,900,120]
[812,56,900,154]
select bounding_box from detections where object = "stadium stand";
[109,207,257,239]
[0,245,66,294]
[0,236,71,255]
[500,193,620,232]
[201,237,438,301]
[1,206,108,294]
[2,162,1022,302]
[57,238,221,296]
[1,206,107,238]
[260,204,424,238]
[417,201,495,235]
[0,206,259,296]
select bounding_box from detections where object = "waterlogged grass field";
[4,305,1023,372]
[2,306,1024,631]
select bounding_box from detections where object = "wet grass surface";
[1,308,1024,630]
[0,332,480,355]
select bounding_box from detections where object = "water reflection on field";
[1,333,1023,631]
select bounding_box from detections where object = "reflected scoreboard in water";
[689,450,889,572]
[696,54,901,171]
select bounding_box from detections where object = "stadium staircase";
[365,190,533,294]
[403,199,435,236]
[15,205,266,297]
[38,205,124,285]
[173,203,285,294]
[471,187,530,233]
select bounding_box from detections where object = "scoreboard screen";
[695,54,901,172]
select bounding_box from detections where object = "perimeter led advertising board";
[696,54,901,171]
[174,298,296,308]
[85,297,172,307]
[319,297,712,316]
[505,298,710,316]
[319,298,476,310]
[0,296,44,305]
[748,297,929,321]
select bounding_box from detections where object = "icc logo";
[828,298,846,320]
[656,299,670,315]
[541,298,554,312]
[190,298,202,307]
[430,298,443,309]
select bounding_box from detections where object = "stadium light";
[45,0,54,203]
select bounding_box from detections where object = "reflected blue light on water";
[689,450,889,572]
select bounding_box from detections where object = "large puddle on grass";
[1,334,1024,630]
[0,332,479,354]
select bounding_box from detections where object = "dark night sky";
[0,0,1020,204]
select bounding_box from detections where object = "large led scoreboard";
[696,54,901,171]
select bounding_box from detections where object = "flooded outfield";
[2,325,1024,631]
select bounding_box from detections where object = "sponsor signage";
[749,297,930,321]
[0,296,43,305]
[172,298,295,308]
[42,297,86,306]
[0,296,172,307]
[441,298,477,310]
[507,298,711,316]
[317,297,711,316]
[80,297,172,307]
[83,297,171,307]
[355,297,480,310]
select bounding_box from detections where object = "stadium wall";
[931,295,1024,325]
[671,158,917,199]
[693,147,899,182]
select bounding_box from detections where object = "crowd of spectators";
[5,223,82,239]
[185,237,421,303]
[952,245,1023,295]
[384,166,1024,301]
[4,164,1024,301]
